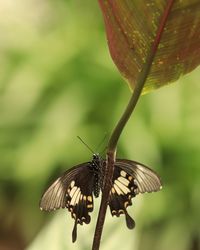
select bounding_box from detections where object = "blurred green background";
[0,1,200,250]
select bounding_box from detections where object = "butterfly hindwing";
[108,160,162,229]
[108,165,137,229]
[40,162,95,242]
[65,165,95,242]
[65,169,94,224]
[40,163,87,211]
[39,176,66,211]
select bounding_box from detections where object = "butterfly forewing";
[115,159,162,194]
[40,176,66,211]
[40,162,94,225]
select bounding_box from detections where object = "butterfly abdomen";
[90,154,103,198]
[94,173,101,197]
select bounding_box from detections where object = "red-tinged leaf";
[98,0,200,93]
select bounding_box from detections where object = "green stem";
[92,1,175,250]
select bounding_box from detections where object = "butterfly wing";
[115,159,162,194]
[40,162,95,242]
[108,159,162,229]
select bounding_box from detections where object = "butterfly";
[40,154,162,242]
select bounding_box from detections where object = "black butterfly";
[40,154,162,242]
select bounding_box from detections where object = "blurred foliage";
[98,0,200,93]
[0,0,199,250]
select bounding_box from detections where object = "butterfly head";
[92,153,100,160]
[91,153,102,169]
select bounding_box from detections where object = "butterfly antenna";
[77,136,95,154]
[100,145,107,156]
[95,133,108,153]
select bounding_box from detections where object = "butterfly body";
[88,154,103,198]
[40,156,162,242]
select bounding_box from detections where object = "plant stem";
[92,1,175,250]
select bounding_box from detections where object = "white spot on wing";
[114,183,123,195]
[120,170,126,177]
[70,181,75,188]
[69,186,77,198]
[118,176,129,186]
[115,180,130,194]
[70,188,80,205]
[88,196,92,202]
[74,190,81,205]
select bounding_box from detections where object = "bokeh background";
[0,1,200,250]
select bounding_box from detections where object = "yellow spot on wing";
[118,209,124,214]
[114,183,123,195]
[120,170,126,177]
[87,204,93,208]
[70,188,80,205]
[128,176,133,181]
[74,190,81,205]
[69,186,77,198]
[118,176,129,186]
[112,210,116,215]
[124,201,129,208]
[70,181,75,188]
[87,196,92,202]
[115,180,130,194]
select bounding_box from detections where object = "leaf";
[98,0,200,93]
